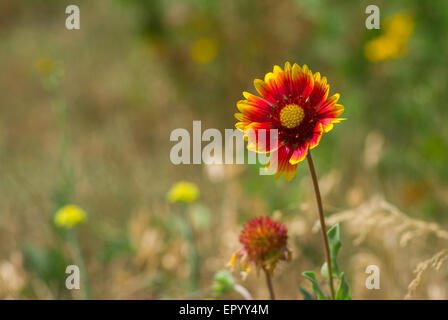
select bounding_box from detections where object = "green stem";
[181,208,199,294]
[306,152,335,300]
[69,229,92,299]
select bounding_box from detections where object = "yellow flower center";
[280,104,305,129]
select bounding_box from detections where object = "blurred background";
[0,0,447,299]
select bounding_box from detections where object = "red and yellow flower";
[229,217,290,276]
[235,62,345,181]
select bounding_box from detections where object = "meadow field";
[0,0,447,300]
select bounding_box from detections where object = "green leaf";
[321,224,341,279]
[212,270,235,297]
[298,286,314,300]
[335,272,351,300]
[302,271,327,300]
[22,242,66,285]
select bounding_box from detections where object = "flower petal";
[243,91,273,110]
[254,78,282,104]
[309,72,329,108]
[291,64,314,100]
[272,62,294,101]
[246,126,281,154]
[235,100,271,123]
[316,94,345,132]
[289,142,309,165]
[265,145,298,181]
[309,123,323,149]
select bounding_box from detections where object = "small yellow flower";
[364,35,401,63]
[386,13,414,40]
[54,204,87,228]
[190,37,218,64]
[364,12,415,63]
[35,58,53,75]
[167,181,199,203]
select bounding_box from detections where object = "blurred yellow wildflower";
[365,36,402,63]
[190,37,218,64]
[35,58,53,75]
[54,204,87,228]
[386,13,414,40]
[167,181,199,203]
[364,13,415,63]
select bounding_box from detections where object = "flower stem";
[181,207,199,294]
[262,267,276,300]
[306,152,335,300]
[69,229,92,299]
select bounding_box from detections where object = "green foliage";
[321,224,342,279]
[212,270,235,297]
[302,224,351,300]
[336,272,351,300]
[302,271,327,300]
[22,242,67,287]
[298,286,314,300]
